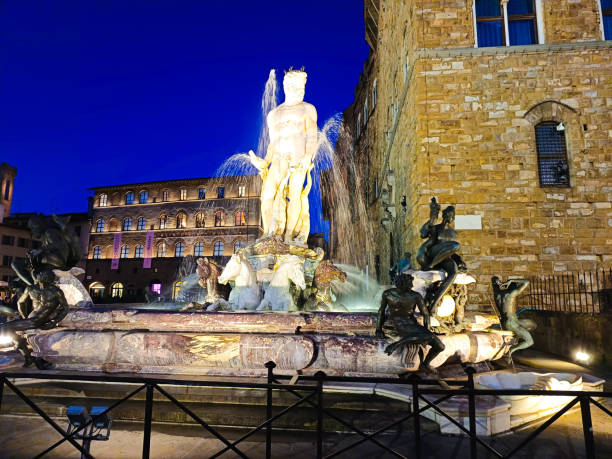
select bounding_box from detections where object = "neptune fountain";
[2,69,517,380]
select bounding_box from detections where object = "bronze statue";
[304,260,347,311]
[389,252,411,283]
[11,215,81,287]
[376,273,445,373]
[0,270,68,368]
[491,276,536,355]
[1,215,80,368]
[417,198,466,315]
[197,257,224,303]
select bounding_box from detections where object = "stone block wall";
[334,1,612,309]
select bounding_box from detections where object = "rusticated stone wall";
[330,0,611,309]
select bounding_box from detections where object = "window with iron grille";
[134,245,144,258]
[213,241,224,256]
[535,122,570,187]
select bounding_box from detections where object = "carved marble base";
[27,309,511,377]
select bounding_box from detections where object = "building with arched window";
[327,0,612,308]
[87,176,261,303]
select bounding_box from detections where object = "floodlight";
[90,406,111,440]
[66,405,90,429]
[575,351,590,363]
[0,334,13,347]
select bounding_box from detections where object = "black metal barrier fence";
[518,268,612,314]
[1,364,611,458]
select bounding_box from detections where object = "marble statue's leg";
[285,169,306,243]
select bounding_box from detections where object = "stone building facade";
[329,0,612,305]
[86,176,261,302]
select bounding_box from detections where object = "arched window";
[176,212,187,228]
[98,194,107,207]
[198,187,206,199]
[214,211,224,227]
[120,245,129,258]
[125,192,134,205]
[235,211,246,226]
[234,241,245,253]
[535,121,570,187]
[93,246,102,259]
[111,282,124,298]
[89,282,105,299]
[217,187,225,198]
[160,214,168,229]
[175,242,185,257]
[195,213,205,228]
[96,219,105,232]
[139,190,148,204]
[134,245,144,258]
[173,281,182,300]
[213,241,224,257]
[137,217,146,230]
[122,217,132,231]
[180,189,187,200]
[157,242,167,257]
[162,190,169,202]
[194,242,204,257]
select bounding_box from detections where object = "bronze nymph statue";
[491,276,536,355]
[376,273,445,373]
[417,197,467,315]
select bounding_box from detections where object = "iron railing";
[0,364,610,458]
[517,268,612,314]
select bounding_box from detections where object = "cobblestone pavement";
[1,399,611,459]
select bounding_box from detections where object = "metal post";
[466,366,477,459]
[142,383,154,459]
[315,371,326,459]
[411,376,422,459]
[580,396,595,459]
[265,361,276,459]
[0,376,4,413]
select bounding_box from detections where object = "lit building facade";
[328,0,612,306]
[86,176,261,302]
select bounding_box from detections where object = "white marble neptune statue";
[248,69,318,246]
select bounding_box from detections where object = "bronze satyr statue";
[11,215,81,287]
[376,273,445,373]
[304,260,347,311]
[197,257,224,304]
[0,215,80,369]
[417,197,467,314]
[491,276,536,355]
[0,270,68,368]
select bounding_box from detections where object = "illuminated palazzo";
[86,176,261,302]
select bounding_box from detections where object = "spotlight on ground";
[90,406,111,440]
[66,405,90,434]
[575,351,590,363]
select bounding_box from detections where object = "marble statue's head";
[395,273,414,292]
[283,69,307,103]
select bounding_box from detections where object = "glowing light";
[575,351,590,362]
[436,295,456,317]
[0,335,14,346]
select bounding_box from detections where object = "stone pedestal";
[28,309,511,377]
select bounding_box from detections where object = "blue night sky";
[0,1,369,226]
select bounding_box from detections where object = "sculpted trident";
[248,69,318,245]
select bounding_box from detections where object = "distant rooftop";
[89,174,258,191]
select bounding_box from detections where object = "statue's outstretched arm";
[17,288,31,319]
[416,296,430,330]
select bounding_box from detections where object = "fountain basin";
[24,309,512,377]
[475,372,585,428]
